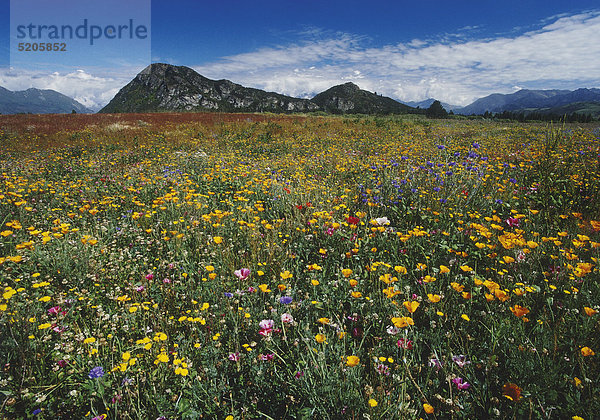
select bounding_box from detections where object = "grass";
[0,114,599,419]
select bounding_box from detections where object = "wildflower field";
[0,113,599,419]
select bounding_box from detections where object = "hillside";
[99,63,319,114]
[0,87,92,114]
[311,82,414,114]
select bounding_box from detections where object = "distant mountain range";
[2,63,598,118]
[456,88,600,116]
[100,64,599,118]
[99,63,416,115]
[0,87,92,114]
[402,98,461,112]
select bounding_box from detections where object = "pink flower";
[397,338,413,350]
[281,313,294,324]
[259,319,275,329]
[145,273,154,280]
[234,268,251,281]
[452,377,471,390]
[228,352,240,362]
[259,319,275,337]
[48,306,62,315]
[506,217,520,228]
[259,353,274,361]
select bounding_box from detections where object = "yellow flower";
[403,300,420,313]
[423,275,436,283]
[315,333,326,344]
[510,305,530,318]
[258,284,271,293]
[122,352,131,361]
[341,268,353,278]
[391,316,414,328]
[311,279,319,286]
[461,314,470,321]
[427,294,441,303]
[83,337,96,344]
[394,265,407,274]
[368,398,377,407]
[38,323,51,330]
[581,347,595,357]
[346,355,360,367]
[280,270,293,280]
[439,265,450,274]
[213,236,223,244]
[317,317,330,325]
[460,265,473,272]
[423,403,434,414]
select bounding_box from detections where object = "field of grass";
[0,114,599,419]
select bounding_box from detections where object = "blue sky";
[1,0,600,110]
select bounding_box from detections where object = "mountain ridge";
[0,87,92,114]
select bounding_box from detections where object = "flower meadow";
[0,114,599,419]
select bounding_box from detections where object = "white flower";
[374,217,390,226]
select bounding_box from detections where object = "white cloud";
[194,11,600,106]
[0,67,141,110]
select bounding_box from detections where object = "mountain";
[100,63,319,113]
[457,88,600,115]
[311,82,414,114]
[402,98,460,112]
[0,87,92,114]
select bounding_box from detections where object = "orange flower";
[502,383,522,401]
[439,265,450,274]
[341,268,353,278]
[427,294,441,303]
[403,301,420,313]
[581,346,595,357]
[423,403,434,414]
[510,305,530,318]
[451,282,464,292]
[584,307,598,316]
[315,333,326,344]
[346,355,360,367]
[391,316,414,328]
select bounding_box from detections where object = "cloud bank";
[193,11,600,106]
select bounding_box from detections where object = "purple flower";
[32,408,42,416]
[452,377,471,390]
[234,268,251,281]
[294,371,304,379]
[452,354,470,368]
[429,358,443,371]
[279,296,293,304]
[259,353,274,361]
[224,292,234,298]
[88,366,105,379]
